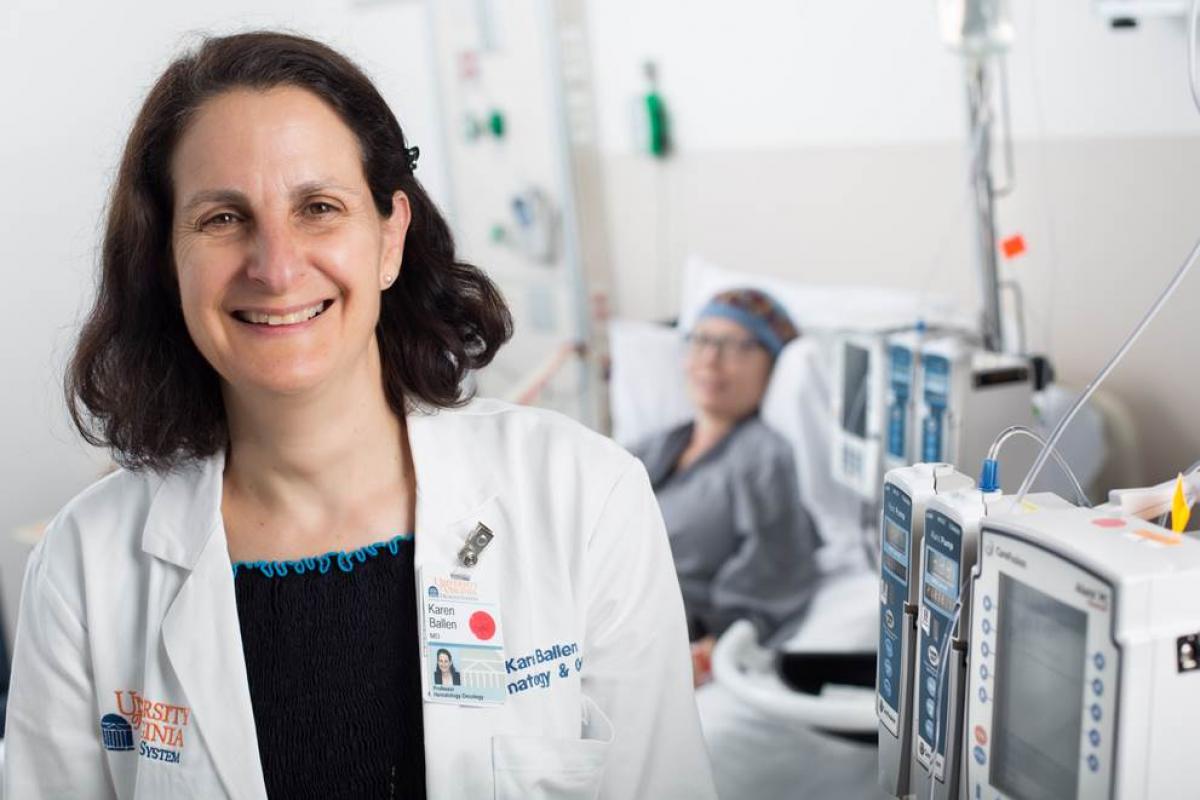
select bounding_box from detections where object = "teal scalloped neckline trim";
[231,533,414,579]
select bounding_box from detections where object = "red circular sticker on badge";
[470,611,496,641]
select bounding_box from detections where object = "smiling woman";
[5,30,715,800]
[67,34,509,469]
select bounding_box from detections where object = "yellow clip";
[1172,473,1192,534]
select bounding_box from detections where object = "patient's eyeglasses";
[684,332,762,359]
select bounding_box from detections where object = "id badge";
[420,564,506,706]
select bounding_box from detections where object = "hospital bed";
[607,255,1122,800]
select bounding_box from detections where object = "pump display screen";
[881,519,907,581]
[841,344,870,437]
[926,547,956,586]
[990,574,1087,800]
[884,518,906,553]
[923,356,950,397]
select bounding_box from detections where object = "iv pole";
[943,0,1013,353]
[965,59,1004,353]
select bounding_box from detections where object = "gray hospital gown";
[631,416,822,644]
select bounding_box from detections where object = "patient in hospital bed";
[629,289,822,684]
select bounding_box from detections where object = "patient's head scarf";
[695,288,799,357]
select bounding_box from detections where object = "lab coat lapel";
[406,407,511,799]
[153,456,267,800]
[406,407,502,562]
[161,534,266,799]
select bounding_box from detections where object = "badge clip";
[457,523,494,568]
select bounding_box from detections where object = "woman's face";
[437,652,451,671]
[170,86,409,400]
[684,317,773,421]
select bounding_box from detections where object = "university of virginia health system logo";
[100,690,192,765]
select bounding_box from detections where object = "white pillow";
[607,319,693,448]
[760,337,866,568]
[678,254,975,335]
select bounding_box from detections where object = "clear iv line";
[988,425,1090,507]
[1015,235,1200,507]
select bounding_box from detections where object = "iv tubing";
[1015,235,1200,505]
[987,425,1090,507]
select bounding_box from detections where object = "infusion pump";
[966,506,1200,799]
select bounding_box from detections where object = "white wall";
[0,0,444,642]
[588,0,1200,151]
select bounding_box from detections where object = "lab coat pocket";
[491,695,614,800]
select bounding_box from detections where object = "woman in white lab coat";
[5,31,715,800]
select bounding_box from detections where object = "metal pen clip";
[457,522,494,568]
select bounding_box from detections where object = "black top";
[233,535,426,799]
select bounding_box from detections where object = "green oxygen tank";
[642,61,669,158]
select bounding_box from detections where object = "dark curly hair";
[67,31,512,472]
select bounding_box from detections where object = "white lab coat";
[5,399,716,799]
